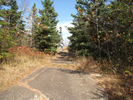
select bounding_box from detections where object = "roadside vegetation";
[0,46,74,92]
[0,0,62,92]
[0,46,46,92]
[68,0,133,99]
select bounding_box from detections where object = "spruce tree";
[0,0,14,61]
[9,0,25,46]
[68,0,133,66]
[36,0,61,53]
[108,0,133,64]
[0,0,25,62]
[68,0,106,56]
[30,3,39,47]
[31,3,37,33]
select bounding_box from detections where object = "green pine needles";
[68,0,133,65]
[0,0,25,62]
[34,0,61,53]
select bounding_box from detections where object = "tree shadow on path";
[58,68,90,75]
[51,51,76,64]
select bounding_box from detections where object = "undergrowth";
[0,46,75,92]
[0,46,132,100]
[76,56,133,100]
[0,46,49,92]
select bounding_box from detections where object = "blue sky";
[18,0,112,46]
[27,0,77,46]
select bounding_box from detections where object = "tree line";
[68,0,133,71]
[0,0,61,62]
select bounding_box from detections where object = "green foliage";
[26,3,39,47]
[50,46,57,53]
[0,0,25,62]
[68,0,133,68]
[34,0,61,52]
[44,46,57,54]
[125,70,132,75]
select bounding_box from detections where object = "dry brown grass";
[1,46,132,100]
[74,56,99,72]
[74,56,133,100]
[0,46,76,92]
[62,46,69,53]
[96,75,133,100]
[0,46,55,92]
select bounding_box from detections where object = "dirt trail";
[51,47,76,64]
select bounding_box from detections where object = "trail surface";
[0,49,108,100]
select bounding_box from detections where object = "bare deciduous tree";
[17,0,30,20]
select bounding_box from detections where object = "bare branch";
[17,0,30,20]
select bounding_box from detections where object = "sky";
[27,0,77,46]
[19,0,112,46]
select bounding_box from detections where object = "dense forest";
[67,1,133,98]
[0,0,61,62]
[68,0,133,72]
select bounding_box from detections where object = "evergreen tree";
[68,0,106,56]
[0,0,25,62]
[68,0,133,67]
[9,0,20,27]
[0,0,14,61]
[31,3,38,33]
[29,3,39,47]
[9,0,25,46]
[1,0,25,46]
[36,0,61,53]
[107,0,133,64]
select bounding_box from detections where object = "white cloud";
[60,17,73,20]
[57,21,73,34]
[57,21,74,46]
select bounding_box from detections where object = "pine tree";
[108,0,133,64]
[68,0,133,67]
[9,0,25,46]
[9,0,19,27]
[31,3,38,33]
[30,3,39,47]
[26,3,38,47]
[0,0,25,62]
[68,0,106,56]
[36,0,61,53]
[0,0,14,62]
